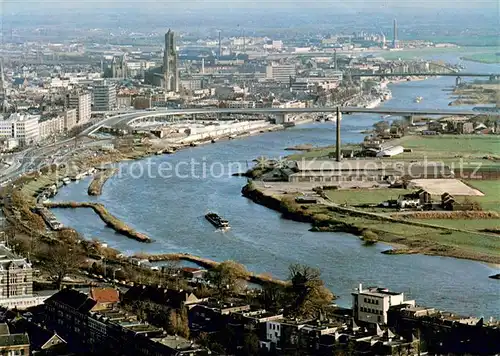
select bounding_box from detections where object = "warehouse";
[287,160,453,183]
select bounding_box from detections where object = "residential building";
[89,287,119,311]
[0,323,30,356]
[352,284,414,325]
[0,243,40,309]
[44,288,209,355]
[39,115,65,140]
[180,79,202,91]
[0,113,40,146]
[266,63,296,83]
[67,91,91,124]
[92,81,116,111]
[116,94,132,108]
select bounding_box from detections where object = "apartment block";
[67,91,92,125]
[0,113,40,146]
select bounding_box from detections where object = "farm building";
[376,145,404,157]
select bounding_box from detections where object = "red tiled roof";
[90,287,119,304]
[182,267,201,273]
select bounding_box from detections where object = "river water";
[52,55,500,318]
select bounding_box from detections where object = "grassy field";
[462,53,500,64]
[413,218,500,232]
[325,188,408,205]
[465,180,500,212]
[378,46,499,60]
[314,205,500,261]
[381,135,500,168]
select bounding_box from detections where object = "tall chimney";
[218,31,222,59]
[333,49,337,69]
[201,58,205,74]
[393,19,398,49]
[336,106,341,162]
[359,283,363,293]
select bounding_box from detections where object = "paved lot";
[409,179,484,196]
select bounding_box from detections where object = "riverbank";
[241,182,500,265]
[449,83,499,106]
[88,168,118,196]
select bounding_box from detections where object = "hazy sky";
[2,0,499,11]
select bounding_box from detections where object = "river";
[51,55,500,318]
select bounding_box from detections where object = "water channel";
[51,54,500,317]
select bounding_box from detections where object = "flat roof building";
[352,284,415,325]
[0,113,40,146]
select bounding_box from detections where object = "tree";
[168,308,190,338]
[208,260,248,300]
[39,244,84,289]
[261,282,286,312]
[242,332,260,356]
[285,263,334,319]
[373,121,390,133]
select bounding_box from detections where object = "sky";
[2,0,499,11]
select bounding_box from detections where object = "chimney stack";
[359,283,363,293]
[336,106,341,162]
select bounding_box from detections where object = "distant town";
[0,5,499,356]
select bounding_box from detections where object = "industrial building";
[286,160,454,183]
[266,63,297,83]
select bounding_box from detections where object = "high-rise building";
[67,91,92,124]
[266,63,297,83]
[92,80,117,111]
[0,113,40,146]
[393,19,398,49]
[163,30,179,92]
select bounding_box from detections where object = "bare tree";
[39,244,84,289]
[286,263,334,319]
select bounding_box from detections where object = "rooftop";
[152,335,201,351]
[0,333,30,348]
[356,286,403,298]
[90,287,120,304]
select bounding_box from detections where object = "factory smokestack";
[336,106,341,162]
[393,19,398,49]
[218,31,222,59]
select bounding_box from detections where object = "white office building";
[93,80,117,111]
[266,63,296,83]
[0,113,40,146]
[352,284,415,325]
[67,91,92,125]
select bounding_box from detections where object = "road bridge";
[83,107,500,136]
[352,72,499,86]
